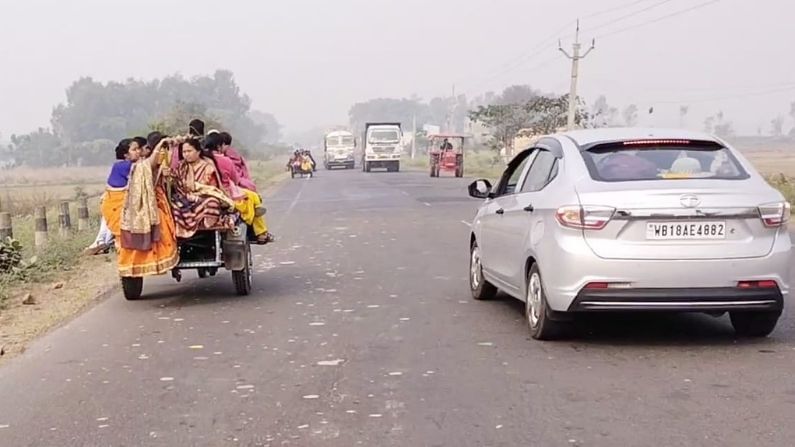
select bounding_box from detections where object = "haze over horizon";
[2,0,794,139]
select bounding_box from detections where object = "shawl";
[120,162,161,250]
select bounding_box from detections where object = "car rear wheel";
[470,242,497,301]
[730,311,780,337]
[526,264,567,340]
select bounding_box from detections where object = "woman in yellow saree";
[101,137,179,278]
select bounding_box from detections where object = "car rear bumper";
[568,287,783,312]
[541,229,792,312]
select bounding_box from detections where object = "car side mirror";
[468,179,493,199]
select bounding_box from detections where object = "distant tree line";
[0,70,284,168]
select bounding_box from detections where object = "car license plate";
[646,221,726,240]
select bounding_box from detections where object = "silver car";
[468,128,792,340]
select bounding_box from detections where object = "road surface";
[1,169,794,447]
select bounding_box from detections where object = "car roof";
[556,127,720,147]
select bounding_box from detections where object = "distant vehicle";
[362,122,402,172]
[428,133,465,178]
[467,128,792,340]
[288,151,314,178]
[324,130,356,170]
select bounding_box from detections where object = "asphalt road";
[1,169,794,447]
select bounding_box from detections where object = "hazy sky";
[1,0,794,139]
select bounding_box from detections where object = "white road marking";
[277,179,307,225]
[423,202,431,207]
[317,359,345,366]
[460,220,471,227]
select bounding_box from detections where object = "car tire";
[470,241,497,301]
[197,268,208,279]
[730,311,780,337]
[526,264,567,341]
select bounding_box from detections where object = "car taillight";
[758,201,791,228]
[737,280,778,289]
[555,205,615,230]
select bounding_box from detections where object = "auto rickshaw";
[428,134,465,178]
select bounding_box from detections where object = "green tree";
[9,128,62,167]
[469,94,586,155]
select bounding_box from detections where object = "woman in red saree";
[169,138,236,239]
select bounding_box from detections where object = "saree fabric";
[101,185,179,278]
[120,162,160,250]
[170,157,235,239]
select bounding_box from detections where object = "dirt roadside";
[0,172,289,364]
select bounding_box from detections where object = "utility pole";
[559,20,595,131]
[411,112,416,160]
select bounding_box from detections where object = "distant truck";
[323,130,356,169]
[361,122,402,172]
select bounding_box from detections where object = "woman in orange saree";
[102,137,179,278]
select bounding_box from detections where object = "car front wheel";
[526,264,567,340]
[470,242,497,301]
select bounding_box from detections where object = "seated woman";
[203,133,275,244]
[101,136,179,278]
[219,131,257,191]
[169,138,236,239]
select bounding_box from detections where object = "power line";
[488,0,655,77]
[595,0,722,39]
[582,0,653,20]
[587,0,676,33]
[460,0,662,96]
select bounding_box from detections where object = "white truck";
[361,122,402,172]
[323,130,356,169]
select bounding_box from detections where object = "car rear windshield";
[580,142,749,182]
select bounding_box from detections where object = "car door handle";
[523,205,534,212]
[495,208,504,215]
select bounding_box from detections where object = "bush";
[0,237,22,273]
[767,174,795,206]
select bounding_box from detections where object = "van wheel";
[470,242,497,300]
[232,244,253,296]
[121,277,143,300]
[730,311,780,337]
[526,264,567,340]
